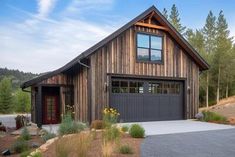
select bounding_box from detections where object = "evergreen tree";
[169,4,186,34]
[202,11,217,107]
[15,89,30,113]
[0,77,13,113]
[162,8,168,19]
[213,11,233,103]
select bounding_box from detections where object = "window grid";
[137,33,163,62]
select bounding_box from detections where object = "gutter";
[22,88,31,93]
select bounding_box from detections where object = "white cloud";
[0,0,124,73]
[37,0,56,18]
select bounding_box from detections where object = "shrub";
[119,144,133,154]
[58,113,87,135]
[20,150,31,157]
[11,139,29,153]
[41,132,56,142]
[102,141,113,157]
[121,125,129,132]
[103,107,120,127]
[202,111,227,123]
[55,133,91,157]
[129,124,145,138]
[20,127,31,140]
[91,120,104,129]
[103,126,120,142]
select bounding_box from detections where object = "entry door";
[43,95,59,124]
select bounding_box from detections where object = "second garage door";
[110,78,184,122]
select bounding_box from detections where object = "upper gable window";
[137,33,163,62]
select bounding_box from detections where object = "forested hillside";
[163,5,235,107]
[0,67,38,90]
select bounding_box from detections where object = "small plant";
[121,125,129,132]
[103,126,120,142]
[202,111,227,123]
[58,113,87,135]
[119,144,133,154]
[102,141,114,157]
[129,124,145,138]
[91,120,104,129]
[103,107,120,127]
[41,132,56,142]
[74,132,91,157]
[20,150,31,157]
[28,149,42,157]
[11,139,29,153]
[20,127,31,140]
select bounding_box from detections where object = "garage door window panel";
[148,82,163,94]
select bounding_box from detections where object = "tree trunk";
[226,80,229,98]
[206,72,209,108]
[216,65,220,104]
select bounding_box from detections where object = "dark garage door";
[110,78,184,122]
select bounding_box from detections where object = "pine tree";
[213,10,233,103]
[202,11,216,107]
[0,77,13,113]
[169,4,186,34]
[162,8,168,19]
[15,89,30,113]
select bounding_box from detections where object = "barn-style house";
[21,6,209,127]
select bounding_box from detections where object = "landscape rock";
[195,112,204,120]
[31,142,40,148]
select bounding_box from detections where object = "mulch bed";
[0,133,44,157]
[43,131,143,157]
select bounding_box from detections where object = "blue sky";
[0,0,235,73]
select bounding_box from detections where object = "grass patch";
[202,111,227,123]
[129,124,145,138]
[11,139,29,153]
[103,126,120,142]
[55,132,91,157]
[119,144,133,154]
[58,113,87,135]
[20,127,31,141]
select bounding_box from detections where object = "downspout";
[77,58,91,123]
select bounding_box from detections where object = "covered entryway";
[42,86,60,124]
[110,78,184,122]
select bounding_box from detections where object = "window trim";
[136,32,164,64]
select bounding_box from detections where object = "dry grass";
[55,132,91,157]
[102,141,114,157]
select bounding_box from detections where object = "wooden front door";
[43,95,59,124]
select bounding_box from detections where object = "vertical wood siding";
[89,26,200,120]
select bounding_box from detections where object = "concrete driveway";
[124,120,235,136]
[141,128,235,157]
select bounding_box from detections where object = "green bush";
[129,124,145,138]
[121,125,129,132]
[58,113,87,135]
[103,126,120,141]
[41,132,56,142]
[202,111,227,123]
[20,150,31,157]
[91,120,104,129]
[20,127,31,140]
[119,145,133,154]
[11,139,29,153]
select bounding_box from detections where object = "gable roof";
[21,5,209,89]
